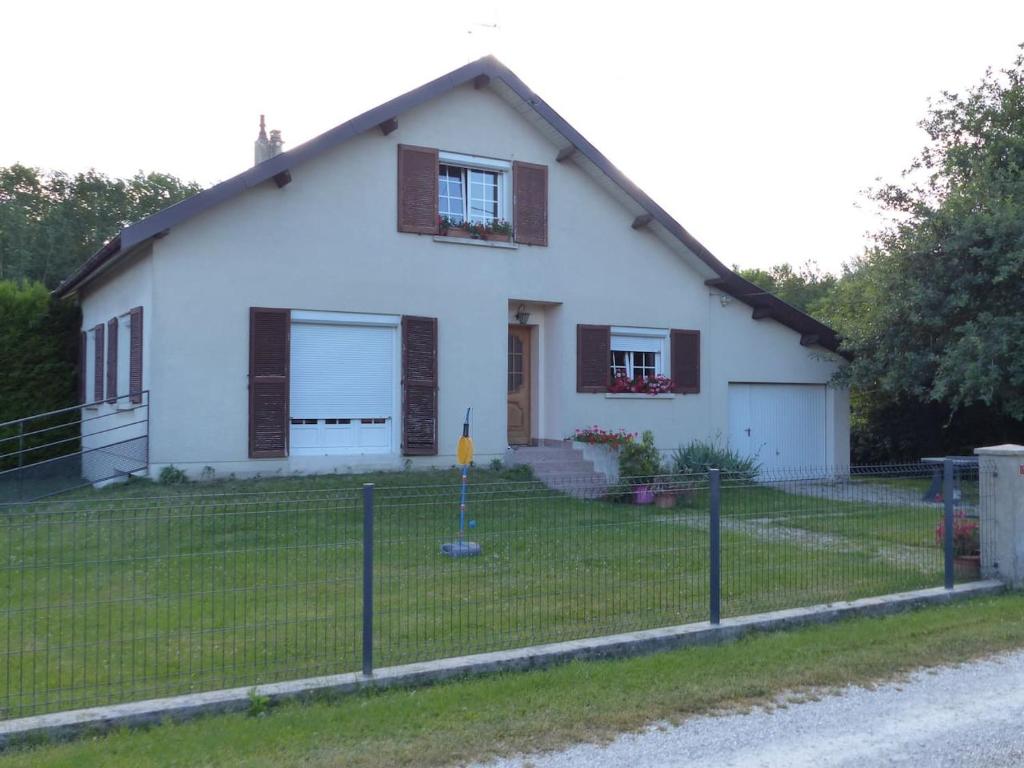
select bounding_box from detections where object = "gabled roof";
[54,55,841,353]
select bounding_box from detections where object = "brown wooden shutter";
[106,317,118,404]
[129,306,144,404]
[513,161,548,246]
[401,315,438,455]
[93,323,104,403]
[577,324,610,392]
[249,307,290,458]
[397,144,438,234]
[671,329,700,394]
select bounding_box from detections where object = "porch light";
[515,304,531,325]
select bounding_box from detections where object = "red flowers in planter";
[935,509,980,556]
[608,373,675,395]
[571,427,636,449]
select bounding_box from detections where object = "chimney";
[254,115,285,165]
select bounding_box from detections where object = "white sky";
[3,0,1023,273]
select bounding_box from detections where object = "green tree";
[735,261,837,317]
[0,165,201,289]
[0,280,81,468]
[823,50,1024,426]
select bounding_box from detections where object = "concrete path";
[481,649,1024,768]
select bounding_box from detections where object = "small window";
[85,329,97,404]
[437,152,510,228]
[609,327,668,381]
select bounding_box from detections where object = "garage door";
[728,383,827,476]
[289,321,396,455]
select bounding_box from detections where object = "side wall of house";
[78,248,153,482]
[81,83,847,478]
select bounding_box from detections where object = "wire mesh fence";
[0,461,982,720]
[0,488,362,719]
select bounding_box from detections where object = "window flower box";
[609,373,675,395]
[438,216,512,242]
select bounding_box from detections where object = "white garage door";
[289,320,396,455]
[728,383,827,476]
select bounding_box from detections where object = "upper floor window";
[437,152,510,226]
[397,144,547,246]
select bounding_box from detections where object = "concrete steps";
[505,443,610,499]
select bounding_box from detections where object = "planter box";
[439,228,511,242]
[955,554,981,580]
[572,441,621,483]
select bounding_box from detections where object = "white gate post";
[975,444,1024,587]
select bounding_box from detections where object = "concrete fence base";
[0,579,1003,750]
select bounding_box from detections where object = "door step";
[505,443,610,499]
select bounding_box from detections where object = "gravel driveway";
[479,650,1024,768]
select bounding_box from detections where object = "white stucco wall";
[78,248,153,481]
[79,83,848,478]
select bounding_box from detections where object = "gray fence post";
[709,468,721,625]
[362,482,375,676]
[943,458,954,590]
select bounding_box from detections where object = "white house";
[56,56,849,480]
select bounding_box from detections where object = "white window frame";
[116,313,133,409]
[84,327,98,407]
[438,151,511,225]
[610,326,668,380]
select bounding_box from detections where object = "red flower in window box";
[607,373,675,395]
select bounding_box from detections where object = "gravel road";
[479,650,1024,768]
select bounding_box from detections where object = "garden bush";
[618,430,662,484]
[671,438,760,480]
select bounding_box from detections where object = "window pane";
[468,169,499,222]
[439,165,465,222]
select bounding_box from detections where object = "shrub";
[0,281,79,470]
[501,463,533,481]
[158,465,187,485]
[618,430,662,484]
[671,438,761,480]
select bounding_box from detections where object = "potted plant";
[633,485,656,505]
[486,219,512,242]
[935,509,981,579]
[653,481,677,508]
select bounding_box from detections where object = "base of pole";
[441,541,482,557]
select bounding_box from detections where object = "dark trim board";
[52,56,842,353]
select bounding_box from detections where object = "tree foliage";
[824,51,1024,425]
[735,261,837,315]
[0,165,201,289]
[0,280,79,421]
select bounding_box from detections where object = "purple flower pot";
[634,486,655,505]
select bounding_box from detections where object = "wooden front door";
[507,325,531,445]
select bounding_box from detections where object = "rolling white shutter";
[290,322,394,419]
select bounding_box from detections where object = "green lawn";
[5,594,1022,768]
[0,468,948,720]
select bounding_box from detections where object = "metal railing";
[0,392,149,503]
[0,460,979,720]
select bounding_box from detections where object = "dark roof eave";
[53,234,123,298]
[54,55,844,353]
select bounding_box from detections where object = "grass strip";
[6,592,1024,768]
